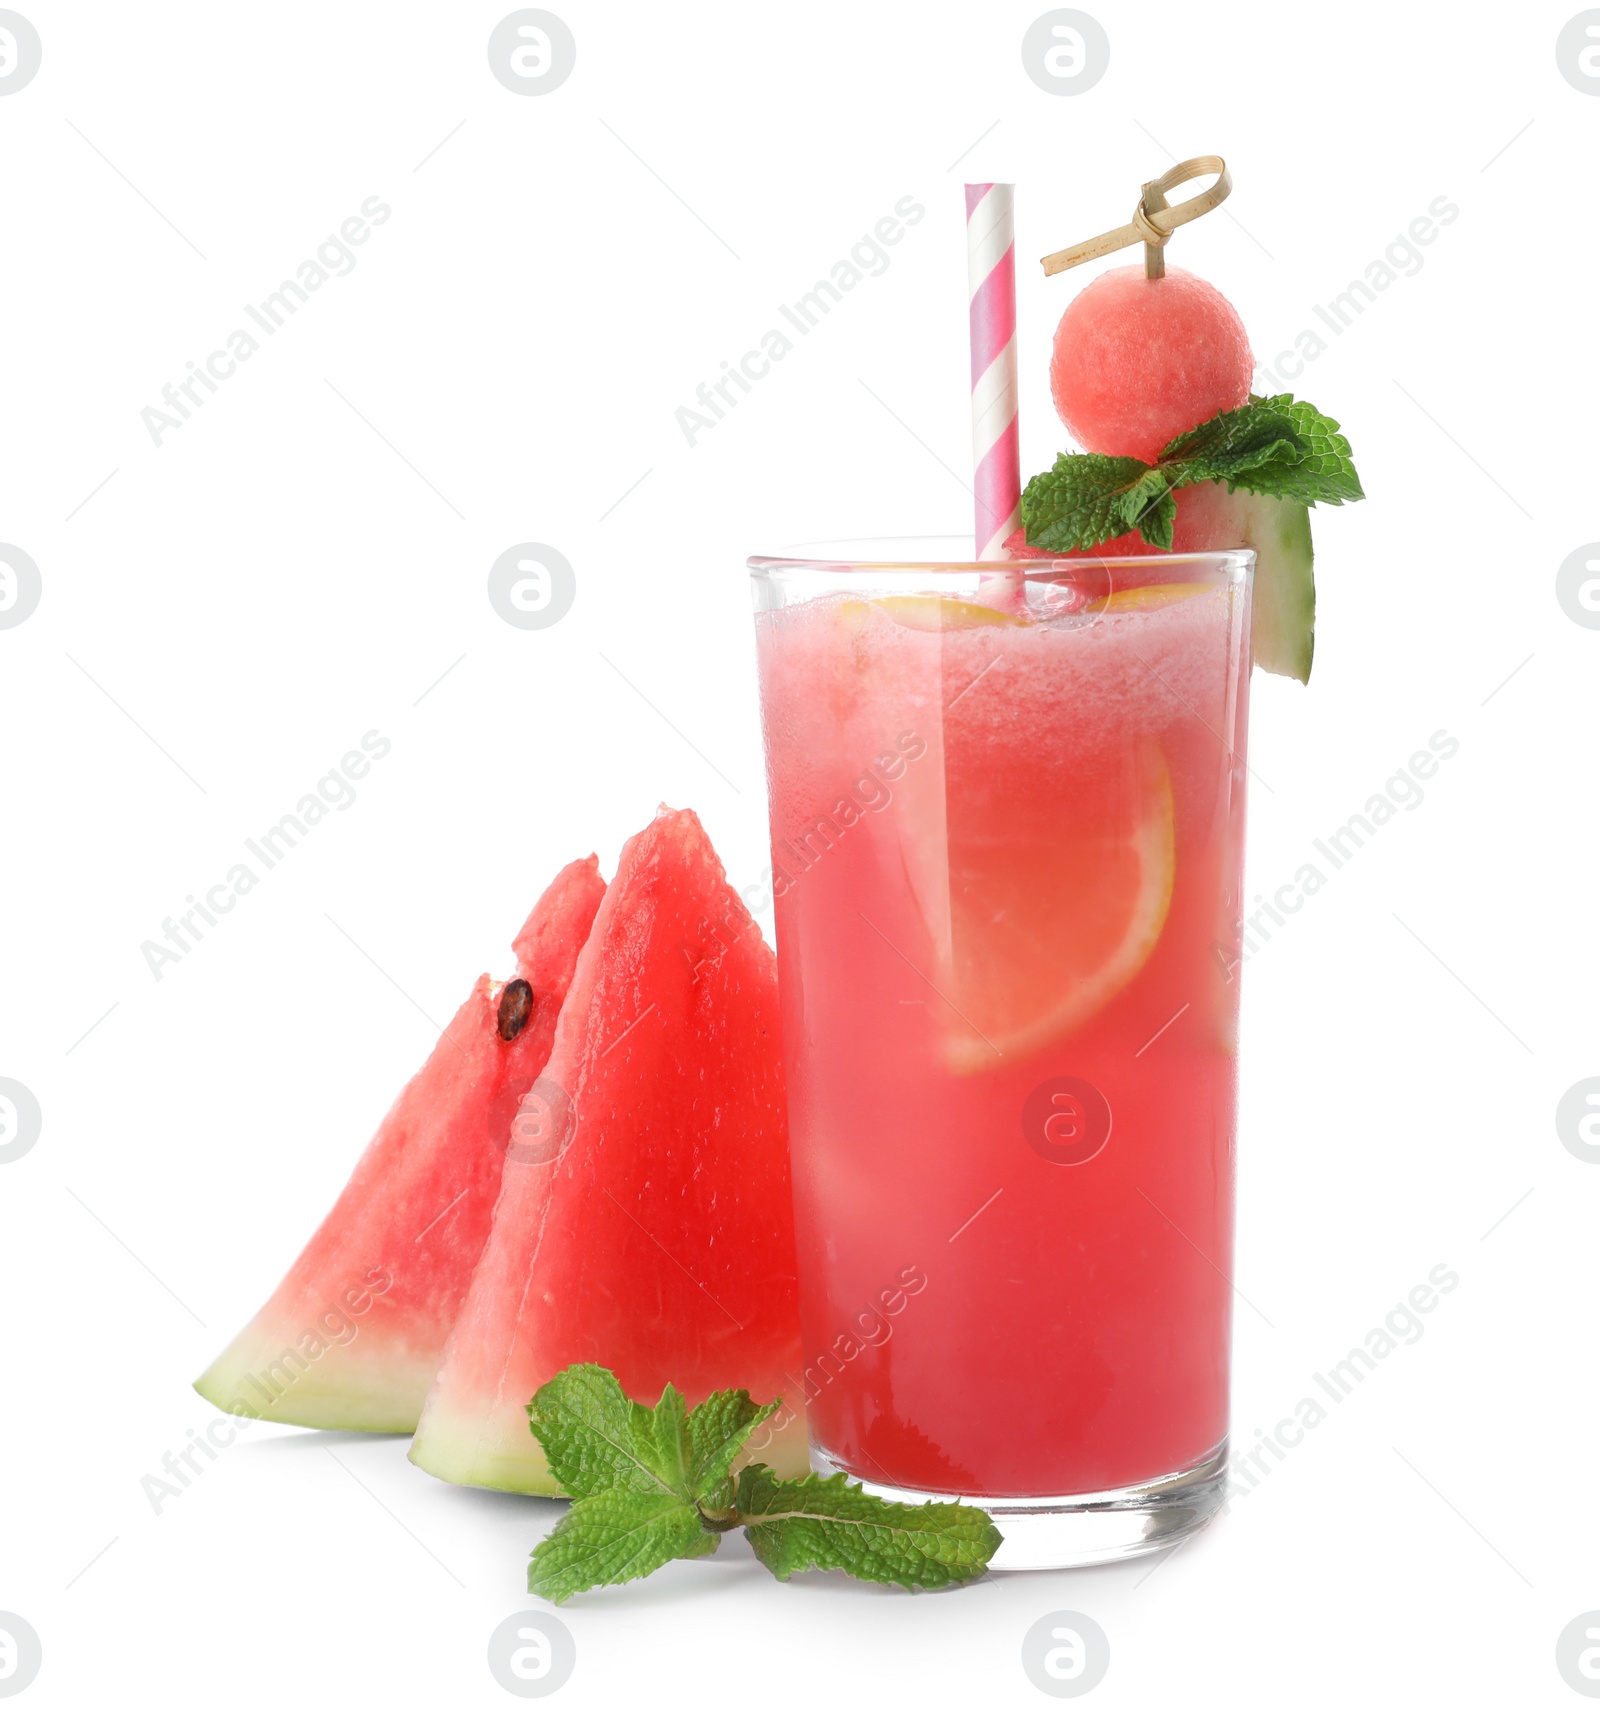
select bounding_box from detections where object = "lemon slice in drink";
[1100,583,1210,614]
[939,741,1176,1074]
[868,594,1026,630]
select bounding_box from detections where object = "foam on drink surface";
[756,584,1239,826]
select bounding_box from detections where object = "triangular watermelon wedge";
[410,807,809,1492]
[194,857,606,1431]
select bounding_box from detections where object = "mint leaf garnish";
[1119,467,1177,547]
[528,1487,718,1605]
[1019,452,1165,553]
[737,1464,1002,1590]
[1158,397,1305,489]
[686,1387,780,1495]
[1224,394,1364,505]
[526,1363,686,1499]
[1020,391,1363,554]
[632,1380,693,1494]
[523,1364,1000,1600]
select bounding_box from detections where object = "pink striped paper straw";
[965,182,1020,561]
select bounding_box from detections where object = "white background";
[3,2,1598,1704]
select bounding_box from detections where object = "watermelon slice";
[193,857,606,1431]
[1003,479,1316,683]
[410,807,809,1494]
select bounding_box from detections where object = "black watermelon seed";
[497,978,535,1041]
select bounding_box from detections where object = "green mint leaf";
[1116,467,1177,547]
[1251,393,1365,504]
[527,1364,688,1500]
[1171,393,1363,506]
[1158,398,1306,490]
[685,1388,781,1502]
[527,1488,716,1604]
[633,1382,692,1494]
[1020,452,1157,553]
[736,1464,1001,1590]
[1021,391,1363,555]
[523,1367,1000,1601]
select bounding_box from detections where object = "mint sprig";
[1020,392,1363,553]
[525,1364,999,1601]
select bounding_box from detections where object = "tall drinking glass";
[750,542,1253,1568]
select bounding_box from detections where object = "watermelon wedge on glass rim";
[1002,480,1316,683]
[193,856,606,1431]
[410,806,809,1494]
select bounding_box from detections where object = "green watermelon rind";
[409,1406,565,1495]
[1234,490,1315,685]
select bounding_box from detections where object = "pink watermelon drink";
[749,167,1360,1564]
[753,551,1251,1505]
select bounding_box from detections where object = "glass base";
[812,1438,1229,1571]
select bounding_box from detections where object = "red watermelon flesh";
[193,857,606,1431]
[410,807,809,1494]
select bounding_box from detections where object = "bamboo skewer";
[1040,156,1232,278]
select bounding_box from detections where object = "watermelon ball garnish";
[1049,264,1254,462]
